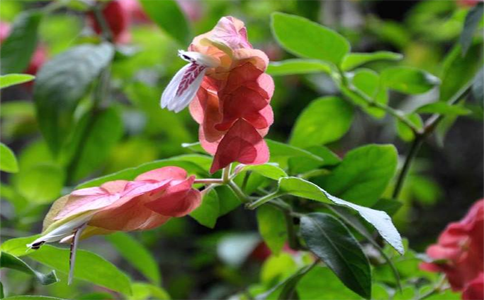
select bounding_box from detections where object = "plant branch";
[246,191,280,210]
[227,180,250,203]
[392,135,423,199]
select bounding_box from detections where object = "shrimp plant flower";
[161,16,274,173]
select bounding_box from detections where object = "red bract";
[420,199,484,296]
[161,17,274,173]
[463,273,484,300]
[88,0,131,43]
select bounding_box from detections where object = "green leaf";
[300,213,371,299]
[139,0,190,45]
[288,145,341,175]
[440,43,483,102]
[217,185,242,217]
[13,163,65,204]
[277,177,404,254]
[290,96,354,148]
[129,282,171,300]
[267,59,331,76]
[349,69,388,118]
[0,143,18,173]
[0,236,38,257]
[371,199,403,216]
[396,113,423,142]
[317,144,398,206]
[106,232,161,285]
[63,107,123,181]
[341,51,403,71]
[459,3,484,55]
[0,11,43,74]
[381,67,440,94]
[271,12,350,64]
[34,43,114,155]
[190,189,220,228]
[27,245,132,295]
[415,102,471,115]
[0,74,35,89]
[241,164,288,180]
[76,156,208,189]
[472,67,483,102]
[3,296,69,300]
[257,205,287,255]
[266,139,323,169]
[0,251,58,285]
[296,266,363,300]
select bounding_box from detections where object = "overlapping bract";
[187,17,274,173]
[420,199,484,299]
[31,167,201,247]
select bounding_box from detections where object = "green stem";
[392,136,423,199]
[246,191,280,210]
[227,181,250,203]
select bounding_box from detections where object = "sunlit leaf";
[241,164,288,180]
[0,143,18,173]
[267,59,331,76]
[381,67,440,94]
[396,113,423,142]
[271,12,350,64]
[13,163,65,204]
[300,213,371,299]
[416,102,471,116]
[0,74,35,89]
[341,51,403,71]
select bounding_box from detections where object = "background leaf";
[459,3,483,55]
[381,66,440,94]
[267,59,331,76]
[271,12,350,64]
[256,205,287,255]
[0,11,43,74]
[34,43,114,155]
[13,163,65,203]
[0,143,19,173]
[300,213,371,299]
[341,51,403,71]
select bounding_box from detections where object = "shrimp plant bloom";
[161,16,274,173]
[28,167,201,283]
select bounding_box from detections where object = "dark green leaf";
[459,3,484,55]
[300,213,371,299]
[271,13,350,64]
[472,67,483,102]
[416,102,471,115]
[267,59,331,76]
[1,11,43,74]
[317,144,398,206]
[341,51,403,71]
[371,199,403,216]
[34,43,114,155]
[290,96,354,148]
[28,245,132,295]
[106,232,161,285]
[190,189,220,228]
[0,74,35,89]
[139,0,190,45]
[277,177,404,254]
[217,185,241,217]
[0,251,58,285]
[257,205,287,255]
[440,43,482,102]
[63,107,123,181]
[0,143,18,173]
[381,67,440,94]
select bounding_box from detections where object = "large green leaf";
[459,3,483,55]
[0,74,35,89]
[341,51,403,71]
[3,297,69,300]
[266,139,323,169]
[277,177,404,254]
[300,213,371,299]
[0,251,58,285]
[381,67,440,94]
[190,189,220,228]
[27,245,132,295]
[271,13,350,65]
[290,96,354,148]
[139,0,190,45]
[13,163,65,204]
[0,143,18,173]
[0,11,43,74]
[106,232,161,285]
[317,144,398,206]
[267,59,331,76]
[439,43,483,102]
[63,107,123,181]
[257,205,287,255]
[34,43,114,155]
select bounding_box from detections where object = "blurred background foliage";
[0,0,482,299]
